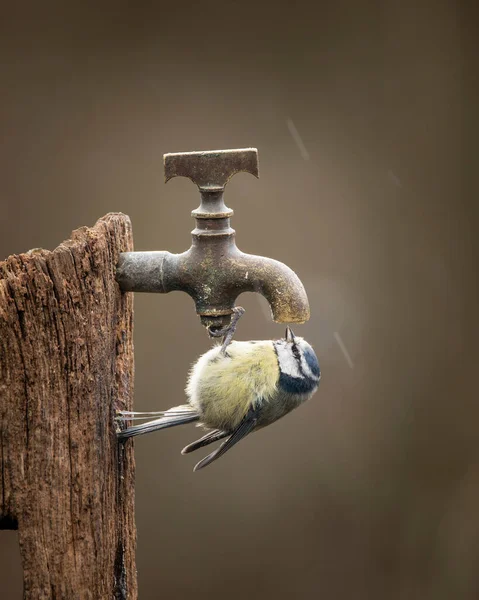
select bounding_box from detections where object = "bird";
[116,314,320,471]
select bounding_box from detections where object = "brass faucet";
[116,148,310,332]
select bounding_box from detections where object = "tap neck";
[191,189,236,240]
[191,190,233,219]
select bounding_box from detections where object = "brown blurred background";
[0,1,476,598]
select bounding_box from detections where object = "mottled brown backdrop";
[0,1,476,599]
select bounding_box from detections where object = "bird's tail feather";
[118,406,199,440]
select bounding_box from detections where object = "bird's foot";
[208,306,245,354]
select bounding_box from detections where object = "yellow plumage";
[186,341,279,430]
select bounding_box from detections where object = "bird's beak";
[285,326,295,343]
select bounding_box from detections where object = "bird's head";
[273,327,321,393]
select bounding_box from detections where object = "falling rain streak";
[286,118,310,161]
[334,331,354,369]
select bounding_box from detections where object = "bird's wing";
[193,405,258,471]
[181,429,229,455]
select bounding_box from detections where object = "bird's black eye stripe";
[291,343,300,360]
[291,343,306,375]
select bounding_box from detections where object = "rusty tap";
[116,148,310,331]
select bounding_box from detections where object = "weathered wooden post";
[0,214,137,599]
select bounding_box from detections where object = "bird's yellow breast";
[186,341,279,430]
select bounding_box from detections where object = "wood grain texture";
[0,213,137,599]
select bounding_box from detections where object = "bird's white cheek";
[276,344,302,378]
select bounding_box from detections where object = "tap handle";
[164,148,259,193]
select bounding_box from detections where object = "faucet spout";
[232,251,310,324]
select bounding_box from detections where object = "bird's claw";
[207,307,245,355]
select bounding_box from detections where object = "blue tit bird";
[117,323,320,471]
